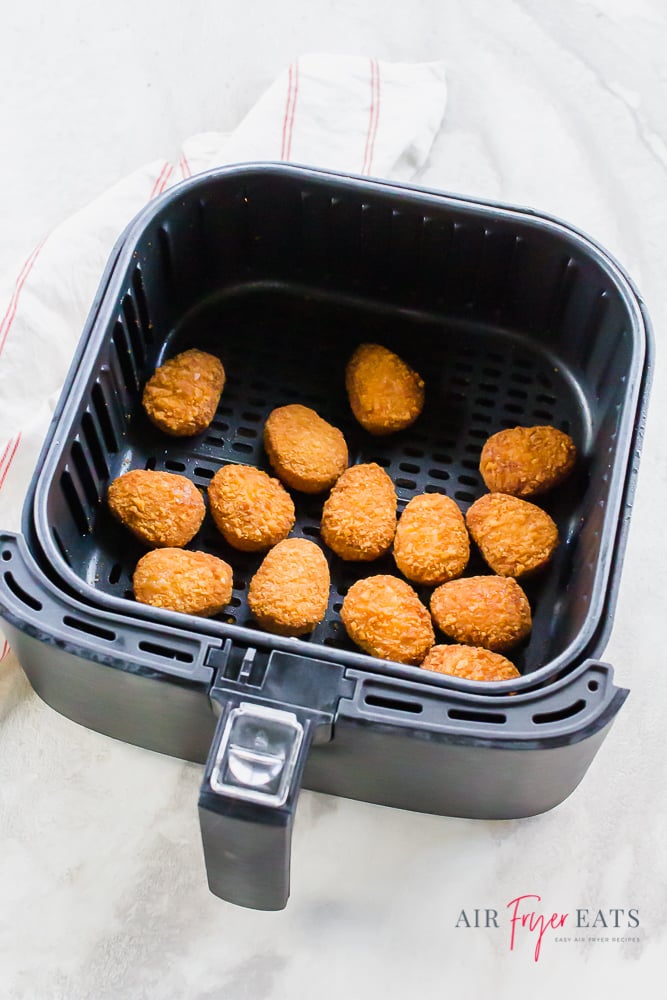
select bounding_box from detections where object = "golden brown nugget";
[142,348,225,436]
[480,425,576,497]
[208,464,295,552]
[263,404,348,493]
[466,492,559,578]
[133,548,233,617]
[421,644,520,682]
[341,575,435,665]
[107,469,205,548]
[430,576,531,652]
[393,493,470,586]
[247,538,330,636]
[321,463,397,561]
[345,343,425,435]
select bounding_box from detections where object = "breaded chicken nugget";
[108,469,205,548]
[247,538,330,636]
[345,343,425,435]
[321,463,397,560]
[466,492,559,578]
[430,576,531,652]
[393,493,470,585]
[480,425,576,497]
[263,404,348,493]
[341,575,435,665]
[208,464,295,552]
[421,644,520,681]
[142,348,225,436]
[133,547,233,617]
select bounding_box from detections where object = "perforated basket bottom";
[62,284,588,676]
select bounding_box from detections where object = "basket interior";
[34,167,643,680]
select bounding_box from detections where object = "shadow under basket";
[0,164,652,910]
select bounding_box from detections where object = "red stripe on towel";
[362,59,381,175]
[366,58,381,176]
[180,152,193,179]
[0,439,12,478]
[280,64,294,158]
[154,163,174,196]
[280,61,300,160]
[361,59,376,174]
[284,59,299,160]
[0,432,21,493]
[149,161,172,199]
[0,240,46,358]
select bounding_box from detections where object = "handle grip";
[198,648,351,909]
[198,696,315,910]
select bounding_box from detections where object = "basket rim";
[24,162,653,695]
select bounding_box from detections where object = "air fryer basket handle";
[198,695,316,910]
[198,649,350,909]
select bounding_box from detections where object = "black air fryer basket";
[0,164,652,910]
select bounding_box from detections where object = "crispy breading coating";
[421,644,520,681]
[107,469,205,547]
[142,348,225,437]
[430,575,532,652]
[340,574,435,665]
[320,463,397,560]
[133,548,233,617]
[466,492,559,577]
[345,343,425,435]
[208,464,295,552]
[393,492,470,585]
[247,538,330,636]
[263,404,348,493]
[480,425,576,497]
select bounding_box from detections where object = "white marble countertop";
[1,1,666,996]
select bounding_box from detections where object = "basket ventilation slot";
[547,257,578,334]
[112,319,140,391]
[60,470,91,535]
[138,640,194,664]
[81,411,109,480]
[364,694,424,715]
[121,294,146,368]
[4,572,43,611]
[532,699,586,725]
[448,708,507,724]
[70,440,99,508]
[131,268,153,343]
[63,615,115,642]
[91,381,119,453]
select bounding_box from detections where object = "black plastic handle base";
[198,650,349,910]
[199,697,315,910]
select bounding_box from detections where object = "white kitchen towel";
[0,53,447,659]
